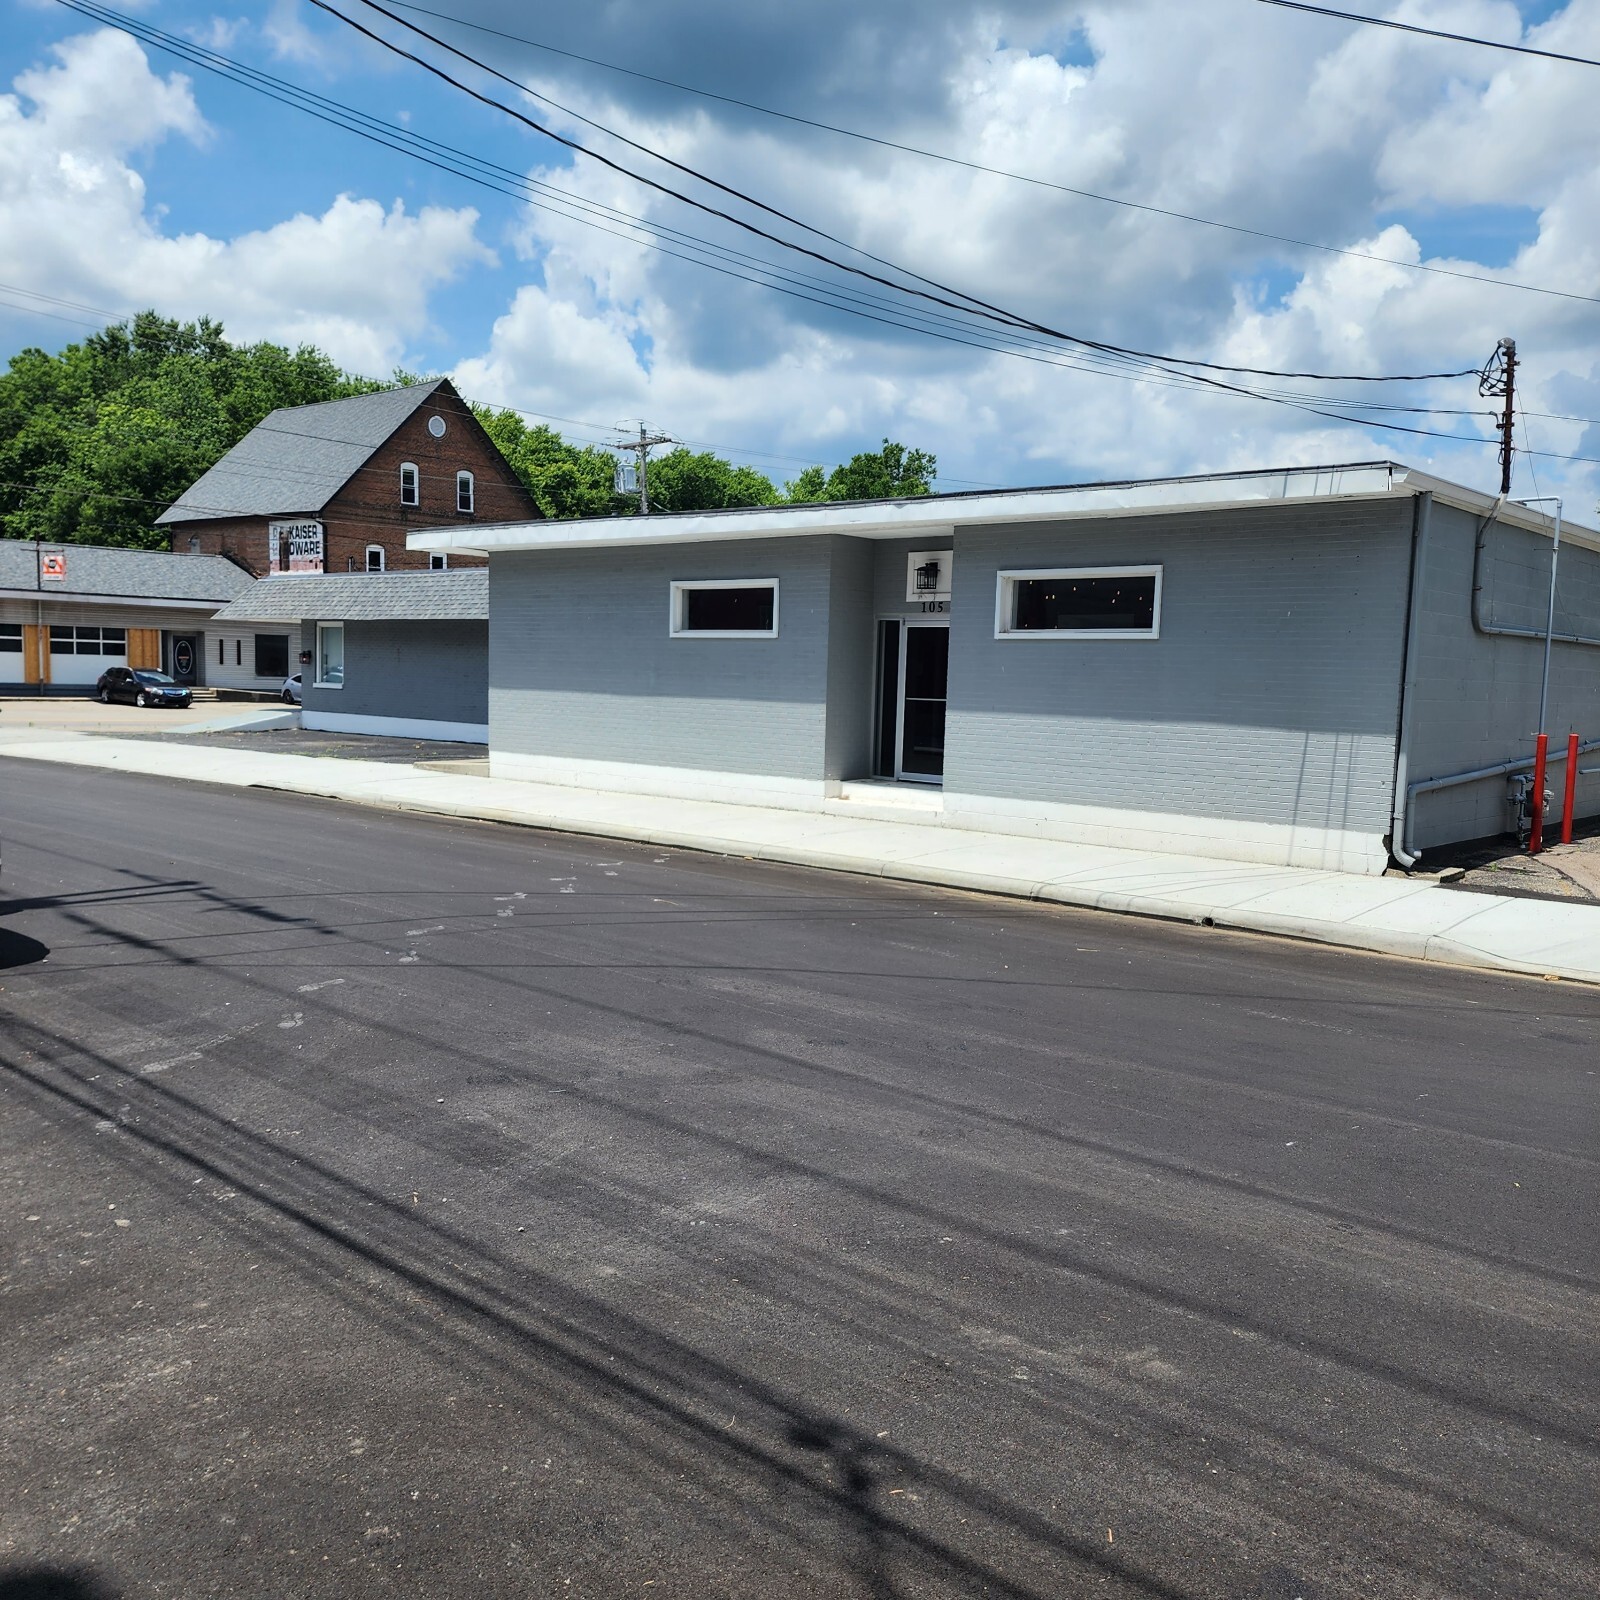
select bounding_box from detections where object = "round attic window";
[427,415,447,437]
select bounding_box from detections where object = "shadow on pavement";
[0,1567,121,1600]
[0,927,48,969]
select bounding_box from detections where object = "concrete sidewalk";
[4,726,1598,985]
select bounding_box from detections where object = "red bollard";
[1562,732,1580,845]
[1530,733,1548,854]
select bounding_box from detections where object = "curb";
[6,738,1598,987]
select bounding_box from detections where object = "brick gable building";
[157,379,538,576]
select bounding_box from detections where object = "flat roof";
[406,460,1598,557]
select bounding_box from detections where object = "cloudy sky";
[3,0,1598,500]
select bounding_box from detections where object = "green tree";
[0,309,944,546]
[0,311,385,549]
[784,439,936,503]
[639,448,779,514]
[472,408,624,519]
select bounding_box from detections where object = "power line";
[32,2,1538,463]
[58,0,1496,444]
[0,293,107,330]
[56,1,1238,394]
[1250,0,1600,70]
[319,0,1479,387]
[385,0,1600,311]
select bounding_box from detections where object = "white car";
[281,673,302,706]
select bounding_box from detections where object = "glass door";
[897,623,949,782]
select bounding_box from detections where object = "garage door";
[49,625,127,686]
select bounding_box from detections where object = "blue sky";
[4,0,1600,498]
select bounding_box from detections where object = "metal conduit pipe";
[1472,498,1600,650]
[1389,492,1432,869]
[1400,736,1600,865]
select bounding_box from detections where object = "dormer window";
[400,462,419,506]
[456,470,474,514]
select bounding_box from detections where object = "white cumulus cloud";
[0,27,490,372]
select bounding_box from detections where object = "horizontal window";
[995,567,1161,639]
[49,625,127,656]
[670,580,779,638]
[0,623,21,653]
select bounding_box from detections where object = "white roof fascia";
[1390,465,1600,553]
[407,463,1404,554]
[408,461,1600,557]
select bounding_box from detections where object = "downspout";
[1389,491,1432,870]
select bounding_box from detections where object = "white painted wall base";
[486,751,1389,873]
[935,790,1389,875]
[489,749,829,810]
[303,710,488,744]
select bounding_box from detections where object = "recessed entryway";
[874,619,949,784]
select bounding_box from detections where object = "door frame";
[894,617,950,785]
[168,632,200,685]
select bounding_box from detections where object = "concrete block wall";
[1406,501,1600,848]
[299,618,487,727]
[942,499,1415,853]
[488,536,836,793]
[825,538,877,782]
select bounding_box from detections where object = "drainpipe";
[1389,492,1432,869]
[1515,496,1563,738]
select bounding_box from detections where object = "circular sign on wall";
[173,639,194,677]
[428,415,447,437]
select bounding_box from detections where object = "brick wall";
[172,518,271,575]
[168,381,539,576]
[321,384,536,573]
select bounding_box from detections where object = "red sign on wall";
[40,553,66,581]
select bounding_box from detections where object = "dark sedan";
[96,667,193,708]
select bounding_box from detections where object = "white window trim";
[430,552,449,570]
[399,462,419,506]
[456,470,475,514]
[365,545,386,572]
[314,621,345,689]
[669,578,780,639]
[994,565,1162,640]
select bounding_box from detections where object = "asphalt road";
[2,761,1597,1600]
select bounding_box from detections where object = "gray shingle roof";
[211,569,487,623]
[0,540,254,602]
[155,381,446,525]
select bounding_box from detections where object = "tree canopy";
[0,312,386,549]
[475,412,937,519]
[783,440,938,503]
[0,313,938,546]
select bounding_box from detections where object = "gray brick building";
[210,569,488,743]
[407,461,1600,874]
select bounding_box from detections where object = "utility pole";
[618,421,672,515]
[1478,337,1516,496]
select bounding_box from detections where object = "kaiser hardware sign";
[269,520,325,574]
